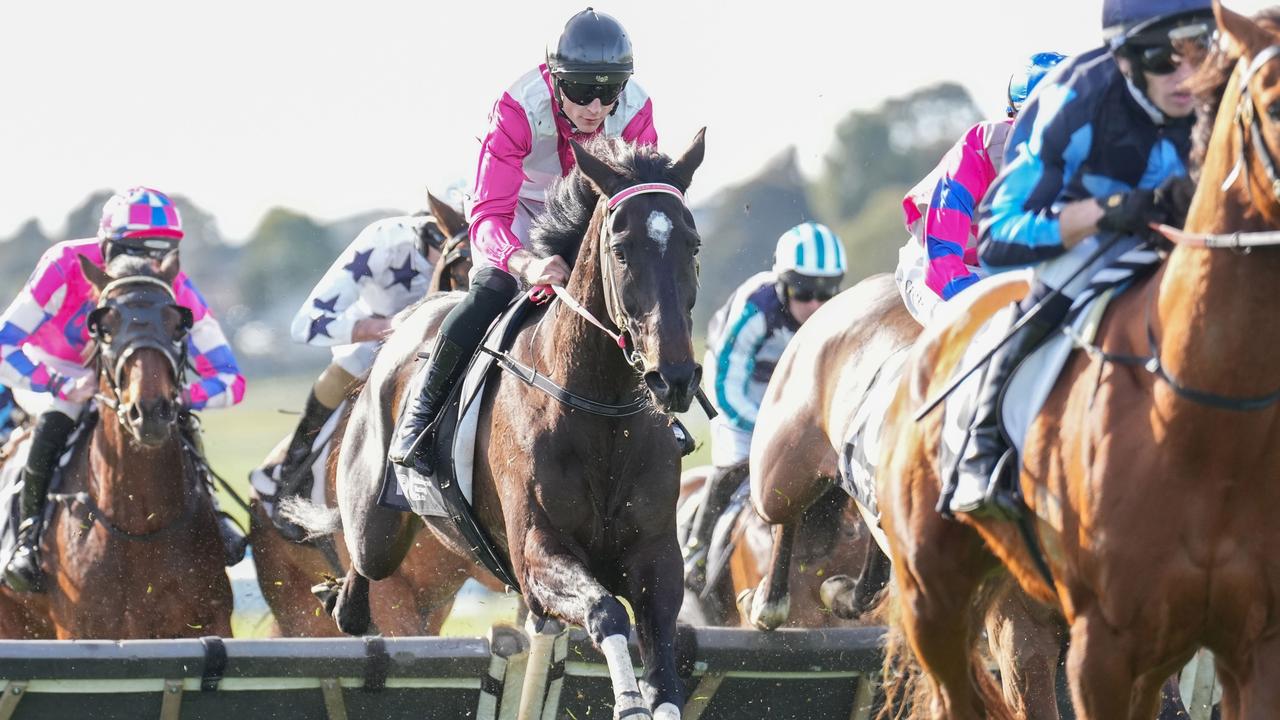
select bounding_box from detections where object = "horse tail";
[875,582,1019,720]
[278,496,342,540]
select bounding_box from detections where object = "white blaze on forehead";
[646,210,673,255]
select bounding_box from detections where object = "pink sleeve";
[469,92,534,272]
[922,124,996,300]
[621,98,657,146]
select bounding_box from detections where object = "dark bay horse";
[877,6,1280,717]
[249,192,481,637]
[739,274,1069,717]
[311,133,706,720]
[0,253,231,639]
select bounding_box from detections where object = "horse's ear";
[426,191,466,239]
[570,141,626,197]
[79,254,111,293]
[1216,1,1271,57]
[667,128,706,193]
[158,250,181,285]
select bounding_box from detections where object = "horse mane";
[529,136,677,266]
[1188,9,1280,179]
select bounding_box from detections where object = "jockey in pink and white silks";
[894,52,1066,325]
[264,214,446,540]
[0,187,247,592]
[389,8,657,472]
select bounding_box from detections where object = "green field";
[201,371,711,637]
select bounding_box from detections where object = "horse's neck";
[539,208,632,402]
[90,410,190,523]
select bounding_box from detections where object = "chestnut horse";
[877,6,1280,718]
[739,275,1070,718]
[0,253,231,639]
[304,133,706,720]
[249,194,484,637]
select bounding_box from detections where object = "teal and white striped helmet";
[773,222,846,279]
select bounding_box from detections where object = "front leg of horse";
[624,537,686,719]
[736,522,796,630]
[522,526,655,720]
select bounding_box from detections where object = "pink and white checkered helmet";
[97,186,184,244]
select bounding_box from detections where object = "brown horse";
[302,133,706,720]
[0,253,231,639]
[877,6,1280,717]
[249,193,485,637]
[738,274,1070,718]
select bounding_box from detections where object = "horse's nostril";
[127,403,142,424]
[644,371,671,399]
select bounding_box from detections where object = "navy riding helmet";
[1103,0,1214,47]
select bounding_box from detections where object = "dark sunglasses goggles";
[1128,20,1215,75]
[558,79,627,106]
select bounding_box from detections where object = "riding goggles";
[1128,19,1215,75]
[787,287,836,303]
[558,79,627,106]
[108,237,178,261]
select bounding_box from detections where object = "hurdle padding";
[0,626,529,720]
[548,625,885,720]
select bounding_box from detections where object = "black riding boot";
[950,292,1070,519]
[683,463,748,594]
[388,335,468,475]
[388,266,519,474]
[273,390,338,541]
[4,411,77,593]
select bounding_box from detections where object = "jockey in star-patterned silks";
[949,0,1214,519]
[894,52,1066,325]
[0,187,247,592]
[682,222,847,594]
[388,8,658,474]
[265,214,446,540]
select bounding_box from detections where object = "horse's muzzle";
[644,362,701,414]
[126,397,177,447]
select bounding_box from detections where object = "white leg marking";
[654,702,681,719]
[601,634,641,695]
[647,210,672,256]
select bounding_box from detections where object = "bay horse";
[249,193,484,637]
[877,5,1280,717]
[0,253,232,639]
[307,132,705,720]
[740,274,1070,718]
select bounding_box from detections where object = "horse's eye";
[1269,100,1280,123]
[611,245,628,265]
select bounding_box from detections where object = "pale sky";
[1,0,1270,242]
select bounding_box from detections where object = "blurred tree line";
[0,82,980,368]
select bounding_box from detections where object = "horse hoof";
[744,587,788,631]
[332,579,372,636]
[735,588,756,625]
[310,578,342,615]
[820,575,859,619]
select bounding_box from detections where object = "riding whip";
[913,233,1126,421]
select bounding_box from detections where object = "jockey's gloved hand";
[1152,175,1197,230]
[1097,188,1157,235]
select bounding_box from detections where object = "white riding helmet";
[773,222,846,278]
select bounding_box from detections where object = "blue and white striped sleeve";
[712,300,768,433]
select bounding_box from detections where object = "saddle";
[381,295,545,590]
